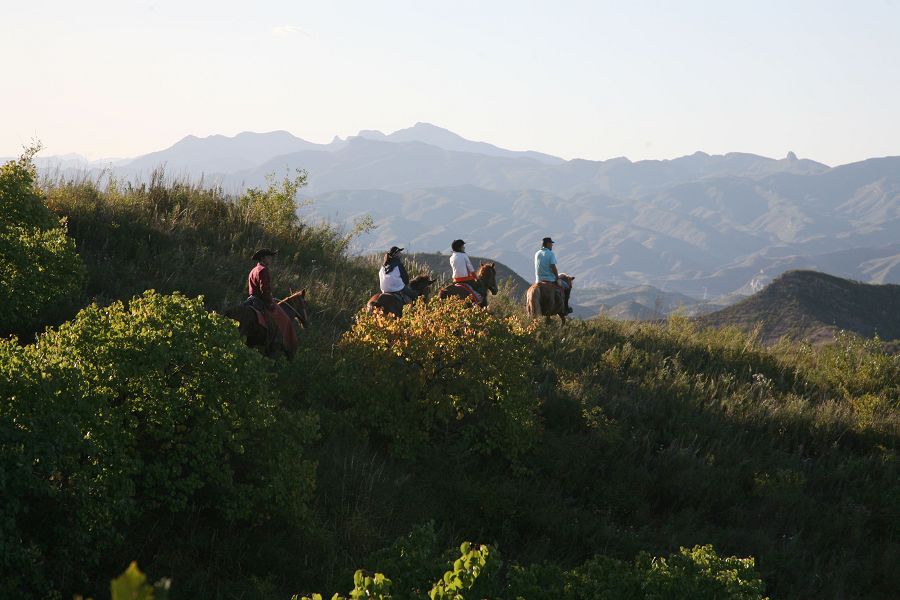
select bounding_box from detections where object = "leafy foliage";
[334,298,538,458]
[0,147,83,334]
[0,291,316,596]
[428,542,491,600]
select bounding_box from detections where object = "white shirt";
[379,265,405,293]
[450,252,475,280]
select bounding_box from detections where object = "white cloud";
[272,25,311,37]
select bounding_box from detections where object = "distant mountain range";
[696,270,900,345]
[22,123,900,300]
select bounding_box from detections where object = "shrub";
[0,291,316,596]
[638,544,768,599]
[0,147,83,334]
[333,298,538,458]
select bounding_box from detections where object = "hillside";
[697,270,900,345]
[3,156,899,599]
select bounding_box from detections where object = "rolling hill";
[696,270,900,345]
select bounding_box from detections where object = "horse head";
[559,273,575,289]
[478,262,499,295]
[410,274,438,300]
[280,288,310,329]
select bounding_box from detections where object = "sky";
[2,0,899,165]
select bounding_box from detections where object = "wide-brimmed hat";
[451,239,466,251]
[388,246,404,256]
[252,248,278,261]
[542,237,555,245]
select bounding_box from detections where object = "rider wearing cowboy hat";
[249,248,278,311]
[535,237,573,314]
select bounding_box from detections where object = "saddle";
[243,297,284,349]
[452,282,482,304]
[384,291,415,305]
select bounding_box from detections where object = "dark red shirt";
[248,262,274,306]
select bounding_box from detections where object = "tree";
[0,145,84,334]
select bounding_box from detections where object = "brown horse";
[526,274,575,323]
[224,289,309,358]
[437,262,499,308]
[367,274,437,317]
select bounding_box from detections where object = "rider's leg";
[401,284,418,302]
[556,281,572,314]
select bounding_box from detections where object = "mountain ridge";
[26,125,900,298]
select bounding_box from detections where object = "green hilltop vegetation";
[1,150,898,599]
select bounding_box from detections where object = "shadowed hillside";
[697,270,900,345]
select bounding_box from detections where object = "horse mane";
[477,262,496,277]
[410,273,433,284]
[280,289,307,303]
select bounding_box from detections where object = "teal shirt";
[535,247,557,282]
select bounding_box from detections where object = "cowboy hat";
[252,248,278,261]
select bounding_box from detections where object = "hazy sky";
[2,0,899,165]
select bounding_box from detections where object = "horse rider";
[379,246,418,303]
[535,237,572,314]
[449,238,482,303]
[248,248,285,346]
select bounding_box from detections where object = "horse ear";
[300,288,306,297]
[490,262,495,267]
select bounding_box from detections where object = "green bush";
[0,147,83,334]
[332,298,538,458]
[638,544,768,599]
[0,291,316,596]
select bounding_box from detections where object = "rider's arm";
[551,264,559,282]
[465,254,475,275]
[398,260,410,285]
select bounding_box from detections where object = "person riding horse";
[448,239,482,305]
[379,246,418,302]
[438,239,498,308]
[535,237,573,314]
[368,246,436,317]
[246,248,298,353]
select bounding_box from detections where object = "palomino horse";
[367,274,437,317]
[526,274,575,323]
[225,289,309,359]
[437,262,499,308]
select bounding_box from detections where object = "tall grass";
[39,168,374,340]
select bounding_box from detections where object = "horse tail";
[366,293,381,315]
[526,284,541,319]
